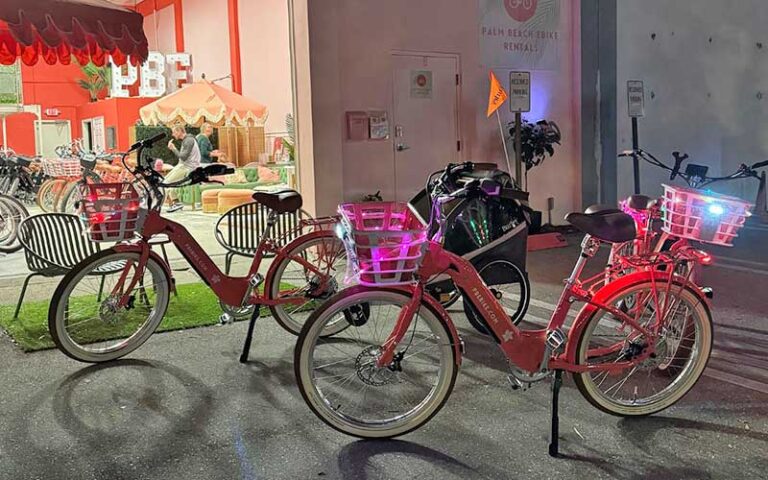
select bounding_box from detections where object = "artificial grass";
[0,283,279,352]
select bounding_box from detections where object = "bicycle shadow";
[4,359,216,480]
[335,439,476,480]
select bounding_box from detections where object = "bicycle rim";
[574,280,712,416]
[50,250,170,363]
[296,288,457,438]
[269,234,349,335]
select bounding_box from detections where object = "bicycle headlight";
[707,204,724,216]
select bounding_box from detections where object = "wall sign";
[627,80,645,117]
[368,111,390,140]
[110,52,193,98]
[480,0,563,71]
[410,70,433,99]
[509,71,531,112]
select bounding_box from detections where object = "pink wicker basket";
[661,184,752,246]
[338,202,427,286]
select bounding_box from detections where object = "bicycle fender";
[563,270,710,365]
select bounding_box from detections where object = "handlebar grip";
[670,151,689,180]
[130,132,166,151]
[751,160,768,170]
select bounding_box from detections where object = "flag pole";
[496,110,513,175]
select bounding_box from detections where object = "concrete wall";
[143,5,177,54]
[306,0,581,218]
[617,0,768,202]
[239,0,294,136]
[183,0,233,90]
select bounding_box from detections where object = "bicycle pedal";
[218,313,235,325]
[507,375,532,392]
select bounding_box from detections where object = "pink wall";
[306,0,581,220]
[238,0,293,135]
[182,0,232,90]
[143,5,177,54]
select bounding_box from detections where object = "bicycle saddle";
[565,210,636,243]
[252,189,303,214]
[624,194,655,211]
[583,204,621,215]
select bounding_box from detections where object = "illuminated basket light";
[79,183,147,243]
[41,158,82,178]
[661,184,752,246]
[338,202,428,286]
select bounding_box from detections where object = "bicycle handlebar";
[751,159,768,170]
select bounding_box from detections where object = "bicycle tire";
[266,230,348,336]
[0,194,29,253]
[573,277,712,417]
[295,286,459,438]
[48,248,171,363]
[463,260,530,334]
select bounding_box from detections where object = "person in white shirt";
[165,124,202,212]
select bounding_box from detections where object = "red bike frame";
[111,210,341,308]
[374,236,707,376]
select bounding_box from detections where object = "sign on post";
[509,71,531,112]
[627,80,645,117]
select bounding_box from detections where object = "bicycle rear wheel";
[573,278,712,416]
[48,249,171,363]
[267,232,349,336]
[295,287,458,438]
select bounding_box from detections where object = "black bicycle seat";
[565,211,636,243]
[624,194,654,211]
[252,189,303,214]
[583,204,622,215]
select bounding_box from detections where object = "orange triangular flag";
[486,71,508,117]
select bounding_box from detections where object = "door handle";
[396,143,410,152]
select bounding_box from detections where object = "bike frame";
[374,235,698,376]
[111,210,341,309]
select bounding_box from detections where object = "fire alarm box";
[346,111,369,141]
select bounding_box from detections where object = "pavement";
[0,228,767,480]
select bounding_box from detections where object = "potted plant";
[77,63,111,102]
[508,119,561,232]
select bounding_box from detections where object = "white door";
[392,54,460,201]
[36,120,71,157]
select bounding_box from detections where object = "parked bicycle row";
[5,132,752,457]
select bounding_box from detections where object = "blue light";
[708,204,724,215]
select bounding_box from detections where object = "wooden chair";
[214,201,309,275]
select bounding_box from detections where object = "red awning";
[0,0,148,67]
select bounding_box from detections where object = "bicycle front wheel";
[295,287,458,438]
[573,278,712,416]
[49,249,171,363]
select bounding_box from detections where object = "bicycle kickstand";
[548,369,563,457]
[239,306,261,364]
